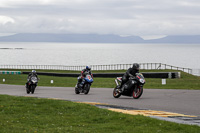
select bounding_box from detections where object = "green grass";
[0,69,200,89]
[0,95,199,133]
[144,70,200,89]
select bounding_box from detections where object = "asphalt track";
[0,84,199,116]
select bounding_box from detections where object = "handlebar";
[129,76,136,80]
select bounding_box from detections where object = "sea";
[0,42,200,69]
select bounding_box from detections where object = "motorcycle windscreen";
[31,76,38,83]
[85,75,93,83]
[136,73,145,84]
[136,73,144,79]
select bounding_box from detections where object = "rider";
[119,63,140,92]
[77,66,93,88]
[26,70,39,88]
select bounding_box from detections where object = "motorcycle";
[26,76,38,94]
[75,72,93,95]
[113,73,145,99]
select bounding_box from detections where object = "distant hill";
[0,33,199,43]
[147,35,200,44]
[0,33,143,43]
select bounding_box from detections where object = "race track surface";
[0,84,200,117]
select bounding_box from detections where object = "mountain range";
[0,33,200,43]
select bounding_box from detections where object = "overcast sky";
[0,0,200,38]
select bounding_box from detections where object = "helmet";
[86,66,91,71]
[32,70,36,73]
[132,63,140,70]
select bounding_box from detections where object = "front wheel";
[113,86,121,98]
[75,85,80,94]
[26,88,30,94]
[132,86,143,99]
[31,85,36,94]
[84,84,90,94]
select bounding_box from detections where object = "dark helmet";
[86,66,91,71]
[132,63,140,70]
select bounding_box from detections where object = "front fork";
[134,85,142,93]
[115,79,122,88]
[115,79,122,94]
[115,79,119,86]
[134,85,138,93]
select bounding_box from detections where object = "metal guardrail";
[0,63,194,75]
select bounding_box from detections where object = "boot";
[120,86,125,93]
[75,84,78,88]
[118,84,124,93]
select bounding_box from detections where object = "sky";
[0,0,200,38]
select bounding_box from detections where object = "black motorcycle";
[26,76,38,94]
[75,72,93,95]
[113,73,145,99]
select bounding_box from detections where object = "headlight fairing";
[139,78,145,84]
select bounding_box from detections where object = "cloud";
[0,16,15,25]
[0,0,200,36]
[140,35,167,40]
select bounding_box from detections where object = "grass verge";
[0,69,200,89]
[0,95,199,133]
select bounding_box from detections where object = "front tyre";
[132,86,143,99]
[75,86,80,94]
[84,84,90,94]
[31,85,36,94]
[26,88,30,94]
[113,86,121,98]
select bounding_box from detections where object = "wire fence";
[0,63,196,75]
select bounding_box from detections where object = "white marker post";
[162,79,166,85]
[51,80,54,84]
[3,79,5,82]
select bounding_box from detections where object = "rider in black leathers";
[25,70,39,88]
[120,63,140,91]
[77,66,93,88]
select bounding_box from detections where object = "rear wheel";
[132,86,143,99]
[84,84,90,94]
[113,86,121,98]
